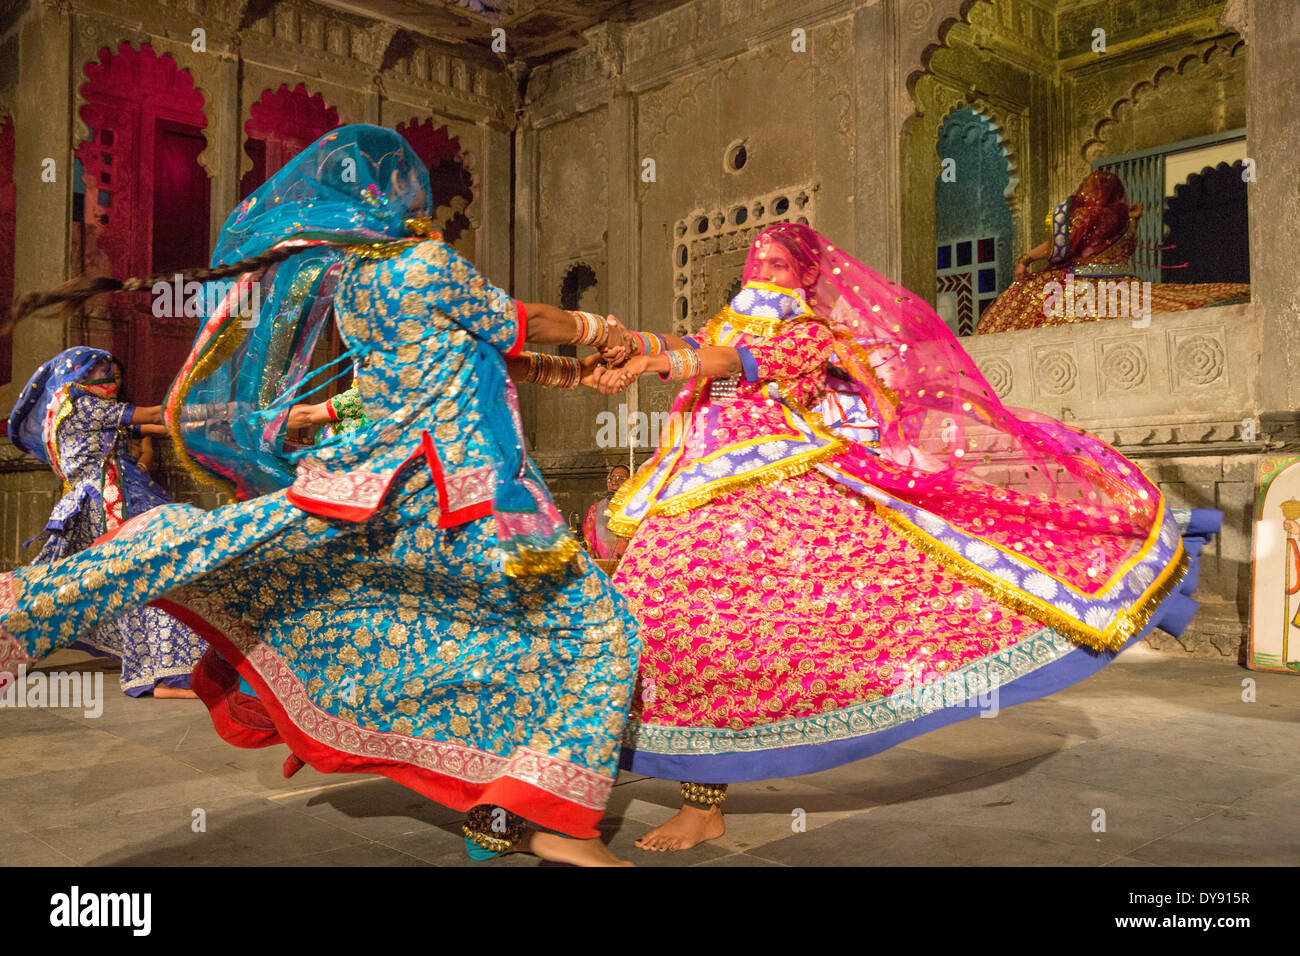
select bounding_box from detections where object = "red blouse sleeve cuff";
[325,397,339,422]
[507,300,528,358]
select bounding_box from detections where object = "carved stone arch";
[904,0,995,106]
[239,83,342,197]
[75,41,210,279]
[73,40,214,402]
[71,35,217,175]
[452,146,481,230]
[395,117,476,242]
[1081,35,1246,161]
[932,98,1021,213]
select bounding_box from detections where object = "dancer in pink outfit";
[591,223,1219,851]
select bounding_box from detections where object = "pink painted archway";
[396,117,474,248]
[76,42,211,403]
[240,84,341,199]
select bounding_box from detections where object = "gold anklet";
[681,782,728,809]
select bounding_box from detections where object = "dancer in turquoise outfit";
[0,125,639,866]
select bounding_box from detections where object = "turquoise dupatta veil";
[163,124,578,574]
[164,124,433,499]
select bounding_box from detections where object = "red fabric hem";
[189,648,284,749]
[151,598,601,838]
[507,300,527,358]
[285,444,425,523]
[421,430,492,528]
[283,490,375,523]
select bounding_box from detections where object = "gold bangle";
[663,347,702,380]
[531,352,581,389]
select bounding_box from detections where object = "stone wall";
[518,0,1298,661]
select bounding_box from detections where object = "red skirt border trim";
[151,597,607,838]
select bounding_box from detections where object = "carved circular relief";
[905,0,934,34]
[1175,335,1225,385]
[1101,343,1148,390]
[1077,79,1106,116]
[982,356,1013,398]
[1036,349,1077,395]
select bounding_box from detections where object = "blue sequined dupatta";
[164,124,433,500]
[163,123,579,575]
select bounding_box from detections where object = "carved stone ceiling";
[313,0,694,64]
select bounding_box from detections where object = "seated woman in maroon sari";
[976,170,1249,334]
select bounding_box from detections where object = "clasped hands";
[583,317,650,395]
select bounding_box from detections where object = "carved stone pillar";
[512,121,538,302]
[1247,0,1300,415]
[604,93,637,339]
[209,52,240,252]
[511,117,539,441]
[853,0,900,276]
[476,118,513,290]
[11,0,74,389]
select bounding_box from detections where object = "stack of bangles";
[565,308,667,358]
[627,330,666,356]
[663,347,702,380]
[566,310,610,347]
[521,351,582,389]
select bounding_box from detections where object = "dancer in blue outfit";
[0,125,640,865]
[7,348,206,696]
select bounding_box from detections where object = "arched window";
[1164,161,1250,286]
[396,118,475,261]
[934,108,1013,336]
[240,84,340,199]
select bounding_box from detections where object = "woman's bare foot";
[152,685,198,699]
[522,831,633,867]
[634,805,725,852]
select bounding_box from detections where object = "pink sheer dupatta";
[742,225,1185,651]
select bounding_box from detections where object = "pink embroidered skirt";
[613,469,1212,781]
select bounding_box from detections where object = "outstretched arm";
[593,320,832,394]
[130,404,164,426]
[517,303,619,347]
[515,305,689,361]
[594,347,740,392]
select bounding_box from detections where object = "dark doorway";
[152,119,210,275]
[1163,161,1250,285]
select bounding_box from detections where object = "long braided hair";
[1,243,317,339]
